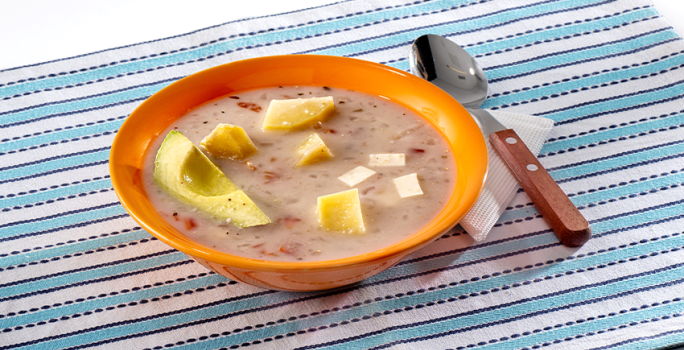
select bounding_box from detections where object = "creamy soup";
[142,86,456,261]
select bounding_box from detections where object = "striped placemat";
[3,0,684,349]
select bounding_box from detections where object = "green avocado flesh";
[153,130,270,228]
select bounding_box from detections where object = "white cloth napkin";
[460,110,555,242]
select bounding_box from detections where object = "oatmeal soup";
[142,86,456,261]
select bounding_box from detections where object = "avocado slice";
[153,130,270,228]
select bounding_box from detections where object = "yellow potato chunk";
[262,96,335,130]
[296,133,333,166]
[200,124,258,159]
[317,189,365,234]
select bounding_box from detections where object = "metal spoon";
[410,34,591,247]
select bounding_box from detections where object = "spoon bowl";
[410,35,488,108]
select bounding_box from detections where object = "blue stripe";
[467,7,656,56]
[0,179,112,210]
[594,327,684,350]
[0,98,144,130]
[542,111,684,154]
[547,136,684,172]
[0,212,130,244]
[556,152,684,185]
[1,188,114,214]
[0,250,185,300]
[0,228,147,269]
[541,80,684,123]
[498,170,684,224]
[0,81,174,127]
[0,115,123,142]
[0,174,108,199]
[0,159,109,186]
[549,141,684,180]
[0,120,122,153]
[484,27,677,79]
[5,285,276,350]
[499,302,684,350]
[0,204,127,240]
[0,149,109,182]
[0,273,226,331]
[487,49,684,110]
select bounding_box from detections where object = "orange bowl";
[109,55,488,291]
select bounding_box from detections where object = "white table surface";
[1,0,682,70]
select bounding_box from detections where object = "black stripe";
[485,25,669,72]
[538,78,684,118]
[0,115,125,144]
[0,146,110,172]
[552,85,684,126]
[1,188,114,214]
[2,281,275,350]
[0,225,138,258]
[492,50,684,111]
[548,137,684,172]
[0,201,120,230]
[541,112,684,158]
[0,230,148,272]
[0,212,129,243]
[488,34,679,84]
[0,77,179,118]
[0,174,109,200]
[588,326,684,350]
[557,151,684,184]
[0,159,109,186]
[0,97,145,130]
[0,250,180,300]
[545,107,682,144]
[1,130,117,158]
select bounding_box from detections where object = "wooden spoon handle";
[489,129,591,247]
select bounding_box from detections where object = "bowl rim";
[109,54,488,272]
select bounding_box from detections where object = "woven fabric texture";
[2,0,684,349]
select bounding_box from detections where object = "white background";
[0,0,681,70]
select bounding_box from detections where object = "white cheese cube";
[393,173,423,198]
[338,166,376,187]
[369,153,405,167]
